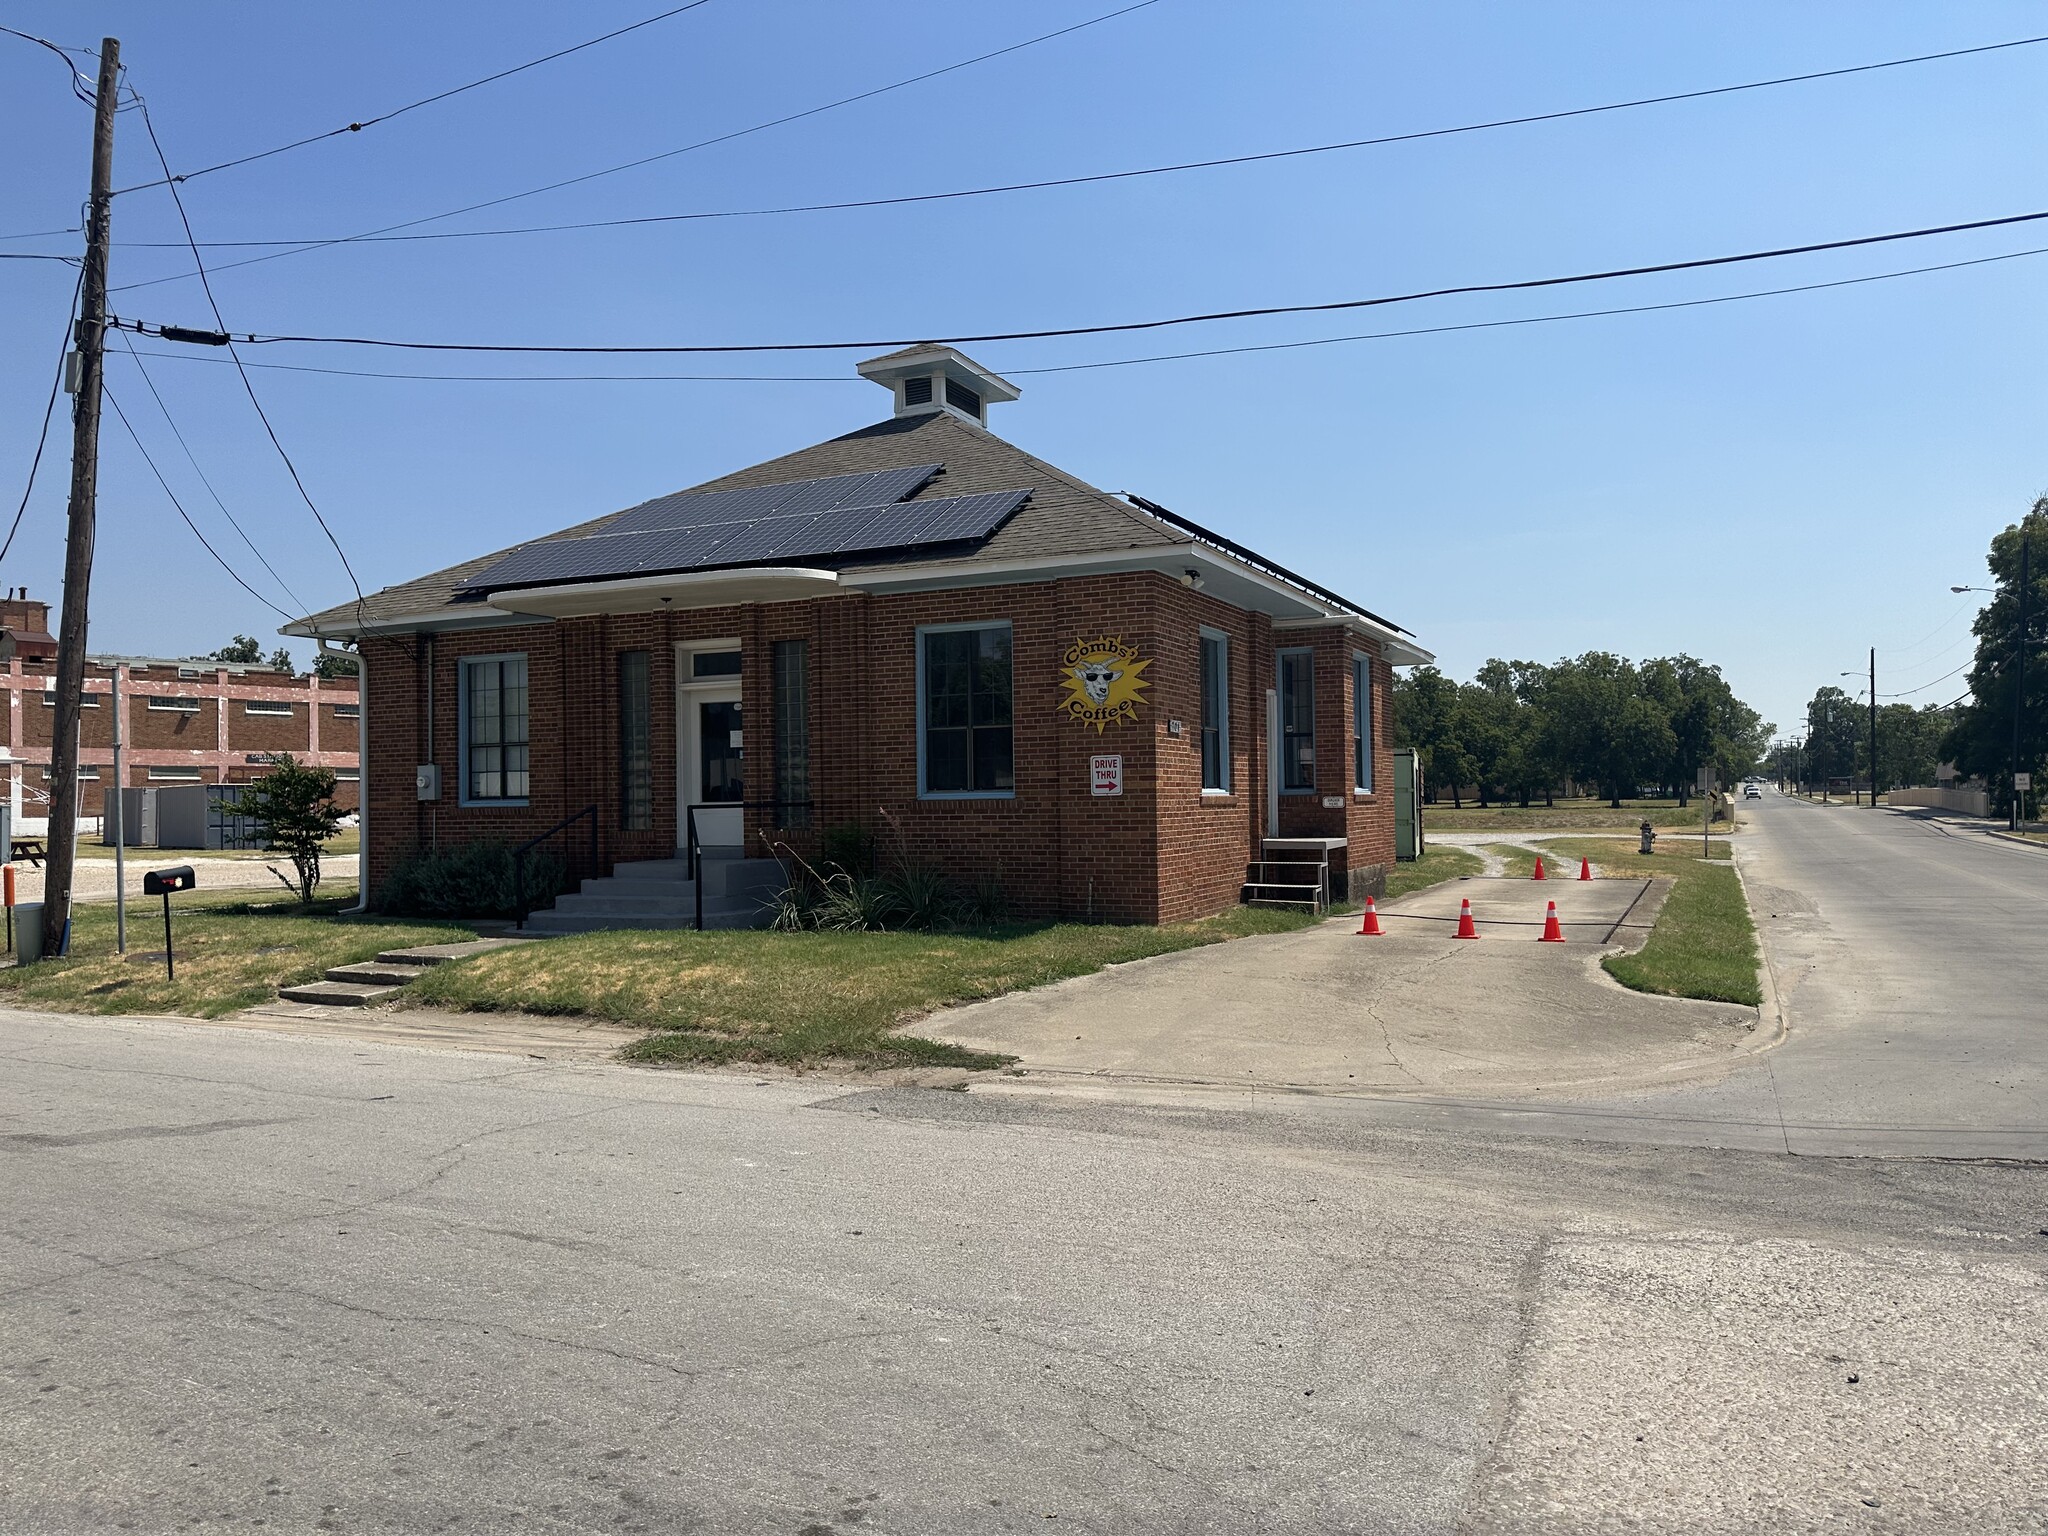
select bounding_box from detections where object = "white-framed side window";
[334,767,361,782]
[916,621,1013,799]
[1278,647,1315,794]
[332,702,360,719]
[1199,627,1230,793]
[244,699,295,716]
[146,695,201,713]
[147,765,204,782]
[40,691,100,707]
[1353,652,1375,794]
[459,653,530,805]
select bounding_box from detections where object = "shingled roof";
[286,409,1189,636]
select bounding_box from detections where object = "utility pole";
[43,37,120,958]
[2013,528,2032,833]
[1869,647,1878,808]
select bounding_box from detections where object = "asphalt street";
[2,794,2046,1531]
[1343,792,2048,1159]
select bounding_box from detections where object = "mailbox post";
[142,865,196,980]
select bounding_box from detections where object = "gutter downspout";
[319,638,368,914]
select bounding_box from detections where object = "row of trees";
[1769,692,1954,791]
[1394,653,1772,808]
[1937,500,2048,814]
[208,633,356,679]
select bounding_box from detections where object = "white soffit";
[489,566,842,618]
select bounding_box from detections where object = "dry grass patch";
[0,886,468,1018]
[405,905,1326,1070]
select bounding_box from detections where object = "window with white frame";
[1353,653,1374,793]
[332,702,360,719]
[334,767,360,781]
[40,691,100,707]
[147,766,203,782]
[463,655,529,802]
[919,623,1012,796]
[146,695,201,713]
[1199,629,1230,793]
[1279,648,1315,792]
[244,699,294,716]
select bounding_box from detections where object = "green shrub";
[819,822,876,877]
[376,841,566,919]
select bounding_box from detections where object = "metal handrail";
[684,798,812,931]
[512,804,599,929]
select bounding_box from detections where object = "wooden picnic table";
[9,837,45,868]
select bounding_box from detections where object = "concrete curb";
[1730,841,1790,1053]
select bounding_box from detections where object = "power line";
[1009,244,2048,374]
[106,0,1167,295]
[102,384,298,622]
[112,1,721,194]
[68,31,2048,256]
[119,348,850,382]
[0,265,86,568]
[134,97,367,625]
[0,23,99,105]
[111,242,2048,384]
[111,326,311,615]
[1882,659,1974,698]
[114,206,2048,355]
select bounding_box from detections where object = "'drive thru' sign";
[1091,755,1123,796]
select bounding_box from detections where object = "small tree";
[314,650,359,681]
[226,755,344,903]
[211,634,264,664]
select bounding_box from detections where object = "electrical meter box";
[416,764,440,801]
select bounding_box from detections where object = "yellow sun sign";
[1058,636,1151,733]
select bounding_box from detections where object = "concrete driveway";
[932,875,1767,1098]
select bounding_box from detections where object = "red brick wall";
[361,574,1399,921]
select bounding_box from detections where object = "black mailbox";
[143,865,196,896]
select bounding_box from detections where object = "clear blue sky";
[4,2,2043,737]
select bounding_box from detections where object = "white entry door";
[680,687,744,851]
[677,641,745,853]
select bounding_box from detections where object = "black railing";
[684,798,813,931]
[512,804,599,929]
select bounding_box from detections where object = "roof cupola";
[856,345,1020,427]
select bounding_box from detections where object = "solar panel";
[599,464,942,538]
[464,488,1029,594]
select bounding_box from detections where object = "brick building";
[0,596,359,828]
[284,348,1429,926]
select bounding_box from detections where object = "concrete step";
[553,892,699,915]
[277,979,404,1007]
[579,876,697,900]
[609,858,695,878]
[324,961,431,987]
[374,938,532,967]
[521,901,767,934]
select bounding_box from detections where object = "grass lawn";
[1423,798,1727,831]
[1543,836,1759,1007]
[1382,843,1483,900]
[0,885,469,1018]
[406,905,1331,1071]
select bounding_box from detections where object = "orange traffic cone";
[1454,898,1479,939]
[1532,856,1546,881]
[1358,897,1384,936]
[1540,900,1565,942]
[1578,857,1593,881]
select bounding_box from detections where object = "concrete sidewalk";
[931,875,1767,1099]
